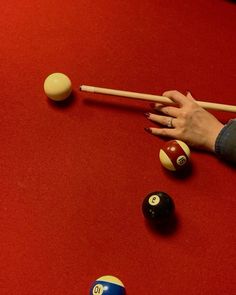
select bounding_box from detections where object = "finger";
[146,113,176,127]
[154,105,180,118]
[149,103,180,117]
[162,90,187,106]
[150,102,164,109]
[145,127,177,138]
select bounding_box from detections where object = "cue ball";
[89,275,125,295]
[142,191,175,224]
[44,72,72,101]
[159,140,190,171]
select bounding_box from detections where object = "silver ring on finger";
[167,117,174,128]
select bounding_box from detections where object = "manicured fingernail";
[144,112,150,118]
[144,127,152,134]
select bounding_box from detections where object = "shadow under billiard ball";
[47,90,76,108]
[142,191,177,235]
[162,160,193,180]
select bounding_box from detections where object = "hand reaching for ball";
[145,90,224,152]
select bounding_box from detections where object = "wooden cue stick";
[80,85,236,113]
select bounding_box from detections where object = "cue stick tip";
[80,85,95,92]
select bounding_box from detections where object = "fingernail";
[144,127,152,134]
[144,112,150,118]
[150,103,156,108]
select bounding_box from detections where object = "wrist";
[207,123,224,152]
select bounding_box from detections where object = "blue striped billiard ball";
[89,275,125,295]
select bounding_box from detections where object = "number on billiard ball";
[89,275,125,295]
[142,191,175,224]
[159,140,190,171]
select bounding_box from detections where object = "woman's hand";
[145,90,224,152]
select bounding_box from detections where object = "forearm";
[215,119,236,163]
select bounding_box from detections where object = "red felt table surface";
[0,1,236,294]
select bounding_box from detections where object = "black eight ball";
[142,191,175,224]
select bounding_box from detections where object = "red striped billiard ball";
[159,140,190,171]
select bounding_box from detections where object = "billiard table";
[1,1,236,294]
